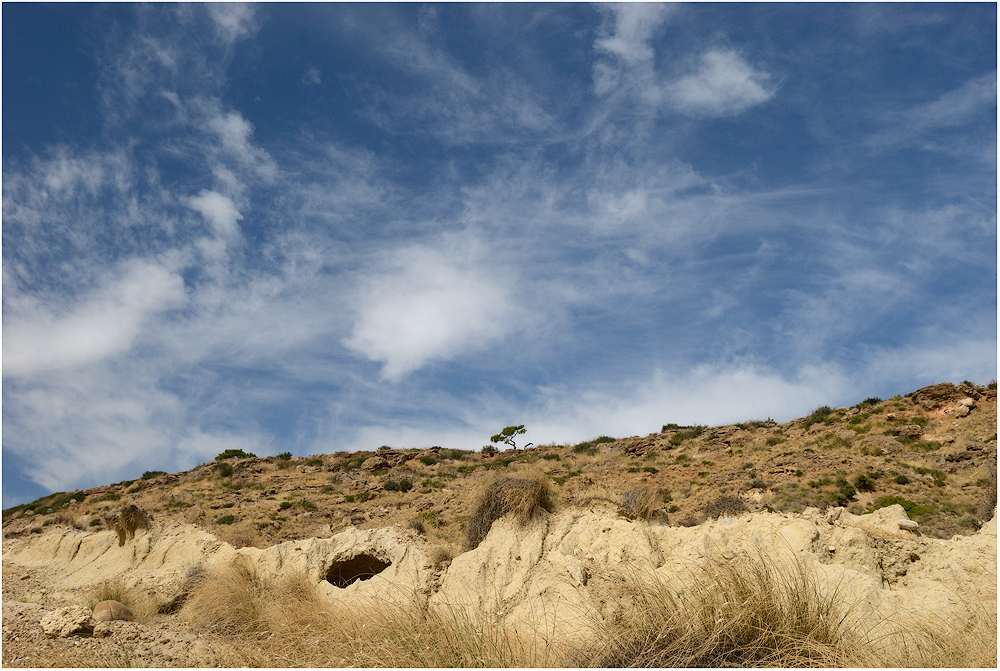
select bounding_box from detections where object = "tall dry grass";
[181,556,563,667]
[178,549,996,667]
[83,579,159,624]
[465,475,554,550]
[578,550,861,667]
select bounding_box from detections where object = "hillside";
[4,381,996,547]
[1,381,996,667]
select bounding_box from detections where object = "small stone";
[898,519,919,531]
[827,546,836,553]
[92,622,111,638]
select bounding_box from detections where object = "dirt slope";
[2,381,996,666]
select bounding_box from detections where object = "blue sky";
[3,3,996,507]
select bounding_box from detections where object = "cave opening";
[325,553,391,588]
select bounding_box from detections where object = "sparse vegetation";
[703,496,749,518]
[216,449,256,460]
[466,476,553,549]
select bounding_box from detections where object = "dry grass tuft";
[181,556,315,637]
[427,545,454,566]
[580,550,857,667]
[214,523,266,549]
[84,579,159,624]
[465,475,554,550]
[620,488,664,521]
[102,504,152,546]
[180,555,561,667]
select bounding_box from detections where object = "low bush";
[141,470,167,480]
[216,449,256,460]
[384,479,414,492]
[213,462,234,478]
[466,476,554,549]
[854,473,877,492]
[703,496,749,519]
[867,495,934,522]
[803,406,835,429]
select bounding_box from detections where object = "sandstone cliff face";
[4,503,995,642]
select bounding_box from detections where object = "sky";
[2,3,996,508]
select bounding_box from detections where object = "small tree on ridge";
[491,425,530,450]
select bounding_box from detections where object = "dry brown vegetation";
[170,549,995,668]
[465,475,554,549]
[180,557,563,667]
[83,579,159,625]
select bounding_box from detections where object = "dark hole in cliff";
[325,553,391,588]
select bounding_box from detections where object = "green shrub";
[341,457,366,472]
[276,452,293,461]
[643,466,659,474]
[894,473,910,485]
[306,458,323,467]
[93,492,121,503]
[854,474,876,492]
[217,514,236,525]
[89,518,102,527]
[867,495,933,521]
[300,499,317,511]
[280,501,293,510]
[216,449,256,460]
[832,477,856,506]
[141,470,167,480]
[384,480,413,492]
[856,397,882,408]
[466,476,553,549]
[541,453,560,461]
[420,455,440,466]
[803,406,834,429]
[416,510,443,528]
[213,462,234,478]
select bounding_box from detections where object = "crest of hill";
[3,381,996,547]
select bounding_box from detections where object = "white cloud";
[205,109,277,180]
[344,235,520,381]
[3,259,186,378]
[868,72,997,152]
[187,189,243,238]
[594,3,674,66]
[303,65,322,86]
[667,49,776,117]
[206,3,256,44]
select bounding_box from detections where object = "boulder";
[40,606,92,638]
[911,383,965,409]
[92,599,134,622]
[361,457,390,471]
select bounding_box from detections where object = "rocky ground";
[2,381,996,667]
